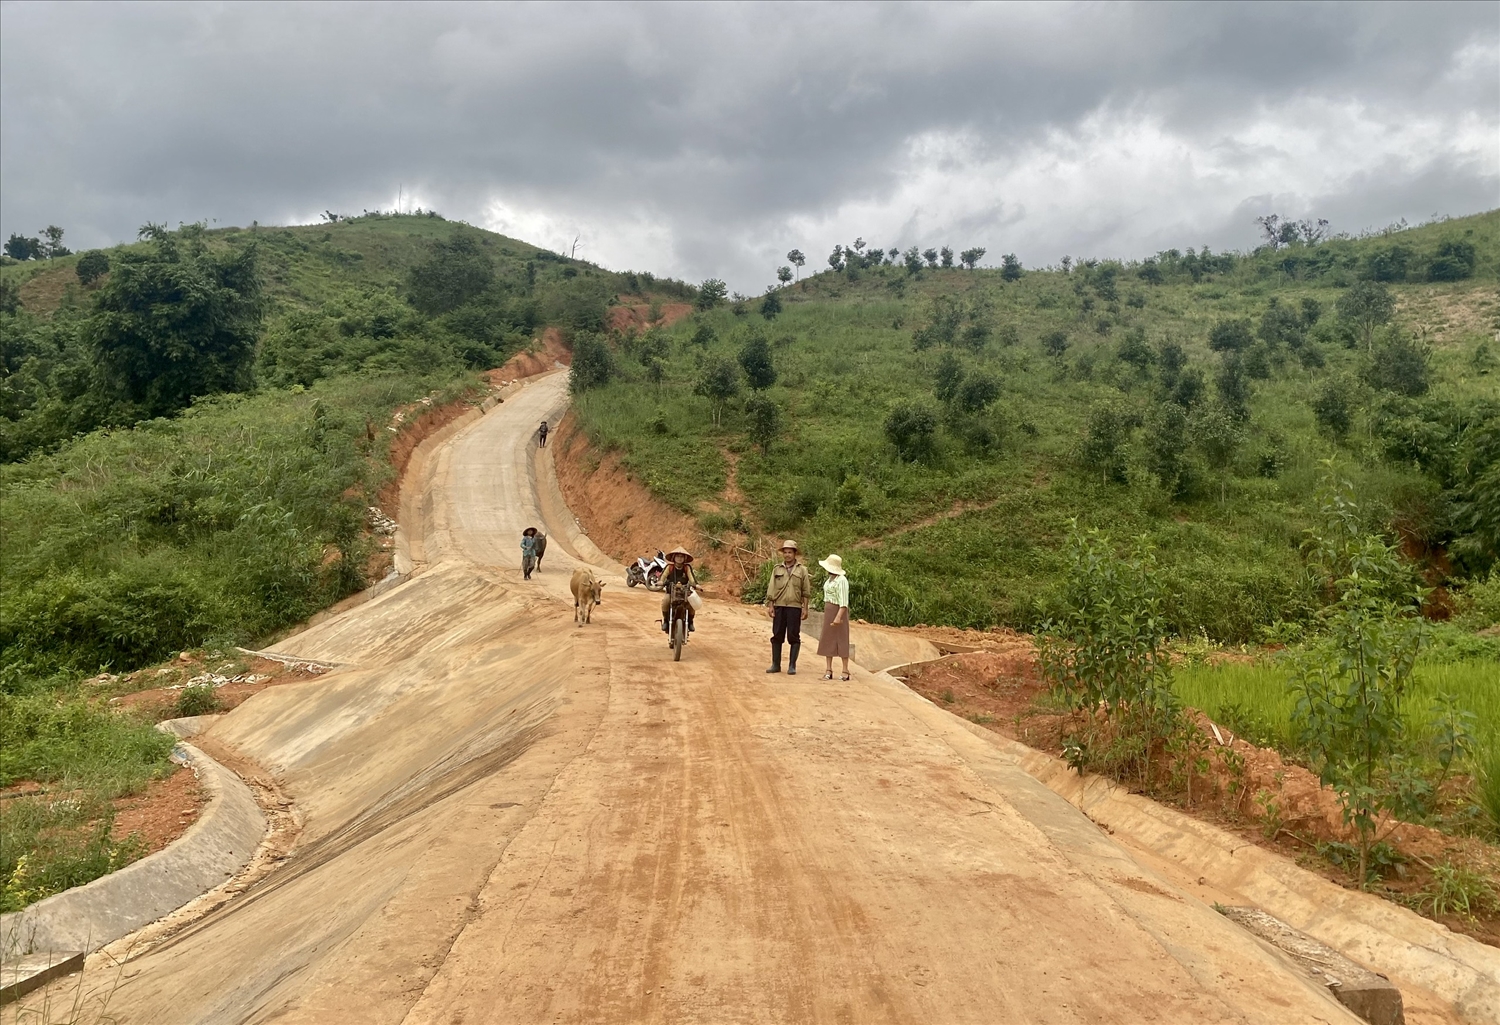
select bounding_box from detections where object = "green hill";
[0,213,694,685]
[569,211,1499,641]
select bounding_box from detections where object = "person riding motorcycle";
[660,546,698,635]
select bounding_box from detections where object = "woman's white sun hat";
[818,553,844,574]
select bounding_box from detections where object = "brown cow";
[570,567,605,626]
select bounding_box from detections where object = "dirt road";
[64,373,1358,1024]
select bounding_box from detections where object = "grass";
[1174,655,1500,753]
[0,692,176,912]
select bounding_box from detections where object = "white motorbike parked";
[626,551,667,590]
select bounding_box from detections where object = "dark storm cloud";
[2,1,1495,290]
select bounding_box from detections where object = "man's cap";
[780,539,799,551]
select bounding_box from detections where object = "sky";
[2,1,1496,293]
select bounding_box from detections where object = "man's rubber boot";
[787,643,800,675]
[766,641,782,674]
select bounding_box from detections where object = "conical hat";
[666,546,694,562]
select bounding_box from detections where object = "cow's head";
[593,581,606,604]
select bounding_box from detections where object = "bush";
[75,250,110,286]
[175,682,221,717]
[1313,379,1355,440]
[1365,331,1430,397]
[1208,318,1253,352]
[568,332,615,394]
[1037,527,1180,784]
[88,225,264,417]
[1428,240,1476,282]
[884,403,938,462]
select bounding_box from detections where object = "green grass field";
[1174,652,1500,757]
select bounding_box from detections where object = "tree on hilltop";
[923,248,939,269]
[786,249,806,279]
[41,226,70,259]
[76,250,110,286]
[1000,253,1022,281]
[777,266,793,286]
[940,246,954,268]
[960,247,986,270]
[696,278,728,311]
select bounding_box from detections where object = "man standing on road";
[764,540,810,675]
[538,420,549,447]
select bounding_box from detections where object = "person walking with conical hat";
[764,540,810,675]
[817,554,851,680]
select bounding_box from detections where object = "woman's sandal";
[840,673,851,681]
[821,672,833,680]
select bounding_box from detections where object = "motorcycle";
[626,551,667,590]
[665,580,699,661]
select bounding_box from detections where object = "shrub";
[1291,476,1426,886]
[568,332,616,394]
[175,682,221,717]
[1365,331,1430,397]
[884,403,938,462]
[88,225,264,417]
[1037,527,1180,785]
[738,334,777,390]
[407,232,494,315]
[75,250,110,286]
[1428,240,1476,282]
[1313,379,1355,440]
[1208,318,1253,352]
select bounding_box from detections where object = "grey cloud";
[2,1,1494,290]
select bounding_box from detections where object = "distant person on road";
[660,546,698,634]
[521,527,539,580]
[764,540,810,675]
[533,531,548,572]
[817,554,851,680]
[538,420,549,447]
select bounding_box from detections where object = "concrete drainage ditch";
[0,717,266,1004]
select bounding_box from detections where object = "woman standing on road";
[817,554,851,680]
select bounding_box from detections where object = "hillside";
[566,211,1499,641]
[0,213,703,905]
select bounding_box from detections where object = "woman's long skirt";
[816,602,850,658]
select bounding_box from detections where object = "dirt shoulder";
[896,646,1500,948]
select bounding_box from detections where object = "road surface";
[69,373,1355,1024]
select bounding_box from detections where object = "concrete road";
[77,373,1356,1024]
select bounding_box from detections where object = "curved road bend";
[82,372,1357,1024]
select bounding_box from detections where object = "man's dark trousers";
[770,605,802,672]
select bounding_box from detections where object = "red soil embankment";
[607,299,694,334]
[552,414,745,593]
[486,327,573,385]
